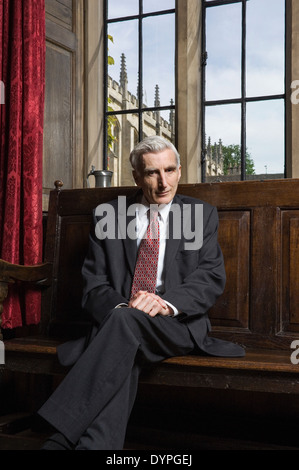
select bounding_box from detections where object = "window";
[202,0,286,182]
[104,0,176,185]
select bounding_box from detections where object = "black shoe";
[41,433,75,450]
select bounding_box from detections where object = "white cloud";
[108,0,286,175]
[205,0,285,175]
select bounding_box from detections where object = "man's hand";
[128,291,174,317]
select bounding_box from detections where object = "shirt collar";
[140,196,173,223]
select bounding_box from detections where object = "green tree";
[221,144,255,175]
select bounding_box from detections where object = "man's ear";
[178,165,182,182]
[132,170,140,186]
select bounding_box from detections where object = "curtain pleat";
[0,0,45,328]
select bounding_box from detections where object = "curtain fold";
[0,0,45,329]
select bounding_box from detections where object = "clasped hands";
[128,290,174,317]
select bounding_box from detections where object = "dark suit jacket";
[58,191,244,365]
[66,190,244,359]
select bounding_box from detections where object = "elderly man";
[39,136,244,450]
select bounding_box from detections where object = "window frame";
[103,0,176,171]
[201,0,286,182]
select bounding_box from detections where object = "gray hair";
[130,135,180,172]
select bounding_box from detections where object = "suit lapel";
[122,192,189,280]
[164,195,184,283]
[120,191,141,276]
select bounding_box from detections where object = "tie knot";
[147,209,159,240]
[149,209,159,223]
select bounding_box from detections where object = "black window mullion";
[240,0,247,180]
[107,9,175,24]
[205,94,285,107]
[104,1,176,170]
[202,0,247,181]
[204,0,243,6]
[202,0,286,182]
[103,0,109,170]
[138,0,143,141]
[201,3,207,183]
[106,104,175,119]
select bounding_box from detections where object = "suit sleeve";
[81,212,128,325]
[161,206,226,319]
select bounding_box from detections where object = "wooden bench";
[1,179,299,450]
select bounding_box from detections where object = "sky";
[205,0,285,175]
[108,0,285,176]
[108,0,175,113]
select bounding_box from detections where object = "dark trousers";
[38,307,195,450]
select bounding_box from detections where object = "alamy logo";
[95,196,203,251]
[0,340,4,365]
[0,81,4,105]
[290,340,299,365]
[291,80,299,105]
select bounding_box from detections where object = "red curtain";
[0,0,45,329]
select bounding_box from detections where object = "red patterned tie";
[130,210,160,298]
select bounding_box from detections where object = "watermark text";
[290,340,299,364]
[0,80,4,104]
[95,197,203,251]
[0,340,4,364]
[106,453,192,467]
[291,80,299,104]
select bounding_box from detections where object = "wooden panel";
[281,210,299,333]
[43,42,73,190]
[209,211,250,330]
[48,215,91,337]
[45,18,76,49]
[250,207,280,337]
[178,179,299,208]
[45,0,73,29]
[43,0,84,211]
[40,180,299,348]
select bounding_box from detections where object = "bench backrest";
[43,179,299,350]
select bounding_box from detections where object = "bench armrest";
[0,259,53,339]
[0,259,52,285]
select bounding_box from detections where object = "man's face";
[133,148,181,205]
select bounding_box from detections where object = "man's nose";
[158,171,167,187]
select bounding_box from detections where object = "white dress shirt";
[115,197,179,315]
[134,197,179,316]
